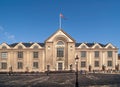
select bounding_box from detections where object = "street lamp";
[75,55,79,87]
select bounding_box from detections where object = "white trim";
[105,43,115,49]
[78,43,89,48]
[30,43,42,49]
[92,43,102,49]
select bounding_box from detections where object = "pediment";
[14,42,26,49]
[105,43,115,49]
[92,43,102,49]
[0,43,10,49]
[45,29,75,43]
[78,43,89,48]
[30,43,42,49]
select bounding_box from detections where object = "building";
[0,29,119,72]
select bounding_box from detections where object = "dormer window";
[34,46,38,49]
[81,45,86,49]
[2,46,7,50]
[18,46,23,49]
[108,46,112,49]
[95,46,99,49]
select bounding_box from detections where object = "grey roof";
[9,43,18,47]
[9,43,45,47]
[22,43,34,47]
[8,42,108,48]
[75,43,106,47]
[75,43,82,47]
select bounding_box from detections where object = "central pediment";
[45,29,75,43]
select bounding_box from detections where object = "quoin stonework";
[0,29,119,72]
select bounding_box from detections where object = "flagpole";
[59,13,61,29]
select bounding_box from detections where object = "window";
[1,62,7,69]
[81,61,86,67]
[18,62,23,69]
[81,46,86,49]
[57,48,64,57]
[57,41,64,45]
[108,61,112,67]
[94,61,99,67]
[1,52,8,58]
[18,46,23,49]
[33,52,39,58]
[108,46,112,49]
[81,51,86,58]
[18,52,23,58]
[58,63,63,70]
[2,46,7,50]
[94,51,99,58]
[95,46,99,49]
[33,62,38,68]
[107,51,112,57]
[34,46,38,49]
[56,41,64,58]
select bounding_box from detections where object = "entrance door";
[58,63,63,71]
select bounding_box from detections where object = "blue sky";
[0,0,120,51]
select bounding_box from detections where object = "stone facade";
[0,29,119,72]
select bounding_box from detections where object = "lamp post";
[75,55,79,87]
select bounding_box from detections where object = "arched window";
[95,46,99,49]
[18,46,23,49]
[56,41,64,57]
[33,46,38,49]
[108,46,112,49]
[2,46,7,50]
[81,45,86,49]
[57,41,64,45]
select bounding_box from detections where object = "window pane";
[34,46,38,49]
[95,51,99,58]
[18,52,23,58]
[57,48,64,57]
[94,61,99,67]
[33,62,38,68]
[58,63,62,70]
[57,41,64,45]
[2,46,7,50]
[18,46,23,49]
[1,62,7,69]
[108,61,112,67]
[81,51,86,57]
[81,61,86,67]
[108,51,112,57]
[18,62,23,69]
[33,52,39,58]
[1,52,8,58]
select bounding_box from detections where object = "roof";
[75,43,107,47]
[45,29,76,42]
[8,42,114,48]
[9,43,45,47]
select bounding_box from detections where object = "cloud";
[0,26,4,31]
[8,35,15,39]
[0,26,16,43]
[4,32,15,41]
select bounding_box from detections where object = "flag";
[60,13,64,18]
[60,13,67,20]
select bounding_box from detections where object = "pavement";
[0,73,120,87]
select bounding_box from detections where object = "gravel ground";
[0,73,120,87]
